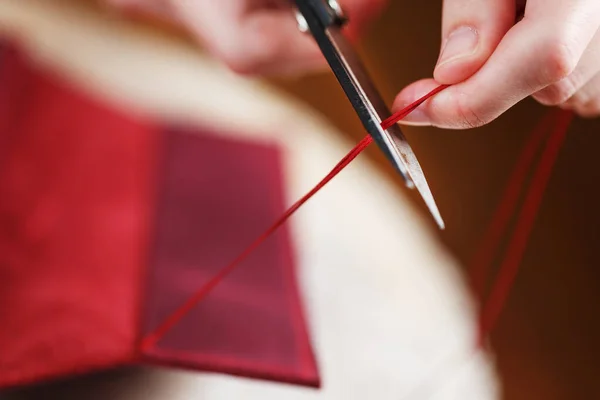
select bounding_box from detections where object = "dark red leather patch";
[140,128,319,387]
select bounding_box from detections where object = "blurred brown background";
[18,0,600,398]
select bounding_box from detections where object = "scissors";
[293,0,444,229]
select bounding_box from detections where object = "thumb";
[433,0,516,84]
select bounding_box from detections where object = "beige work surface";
[0,1,497,399]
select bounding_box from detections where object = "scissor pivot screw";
[295,9,310,33]
[327,0,346,20]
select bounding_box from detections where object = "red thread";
[395,109,573,399]
[141,85,448,350]
[140,134,372,350]
[381,84,449,130]
[469,110,558,302]
[477,109,574,346]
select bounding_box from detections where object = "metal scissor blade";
[293,0,444,229]
[323,29,445,229]
[386,124,445,229]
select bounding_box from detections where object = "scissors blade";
[386,126,445,230]
[294,0,444,229]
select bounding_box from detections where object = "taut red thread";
[141,85,448,350]
[381,84,449,130]
[140,134,372,350]
[477,109,574,346]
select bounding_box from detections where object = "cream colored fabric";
[0,1,499,398]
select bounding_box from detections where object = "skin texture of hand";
[105,0,387,76]
[106,0,600,126]
[393,0,600,128]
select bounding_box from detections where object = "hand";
[105,0,386,75]
[393,0,600,129]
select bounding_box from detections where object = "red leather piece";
[0,43,319,389]
[0,45,158,387]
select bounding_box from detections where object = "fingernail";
[398,107,430,126]
[437,26,479,67]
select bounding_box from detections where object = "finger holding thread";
[393,0,600,129]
